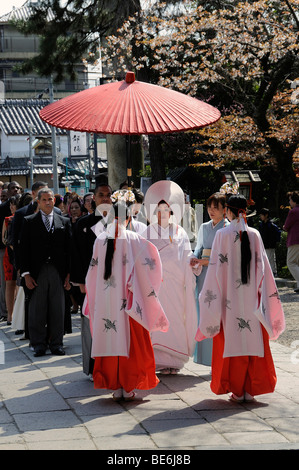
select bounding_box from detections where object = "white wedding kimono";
[196,219,285,358]
[83,223,169,359]
[143,223,197,370]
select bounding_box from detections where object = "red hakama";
[211,325,277,397]
[93,317,159,392]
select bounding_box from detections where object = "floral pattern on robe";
[83,223,169,358]
[195,219,285,358]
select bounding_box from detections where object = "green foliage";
[12,0,142,82]
[138,165,152,177]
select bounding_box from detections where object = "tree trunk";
[130,135,144,188]
[149,135,166,182]
[106,134,127,190]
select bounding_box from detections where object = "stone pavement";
[0,288,299,451]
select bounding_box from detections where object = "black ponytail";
[227,195,251,284]
[104,238,115,280]
[103,200,130,280]
[240,231,251,284]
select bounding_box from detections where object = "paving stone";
[0,287,298,450]
[199,409,274,433]
[81,412,147,438]
[144,418,229,448]
[13,410,82,432]
[1,383,70,414]
[123,398,200,421]
[265,417,299,442]
[67,395,125,416]
[222,430,290,445]
[0,423,24,443]
[26,439,97,450]
[92,433,157,450]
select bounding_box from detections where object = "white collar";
[40,210,54,218]
[95,209,108,220]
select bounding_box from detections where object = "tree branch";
[284,0,299,31]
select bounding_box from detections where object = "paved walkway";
[0,287,299,451]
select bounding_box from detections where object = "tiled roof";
[0,1,54,22]
[0,156,62,176]
[0,99,67,136]
[0,156,107,180]
[222,170,261,183]
[60,156,107,184]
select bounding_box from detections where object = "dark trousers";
[20,278,31,339]
[81,314,94,375]
[28,263,65,352]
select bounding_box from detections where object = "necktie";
[44,215,51,232]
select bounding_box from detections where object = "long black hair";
[104,201,130,280]
[226,195,251,284]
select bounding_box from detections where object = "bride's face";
[157,203,171,226]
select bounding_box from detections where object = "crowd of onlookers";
[0,179,298,352]
[0,179,150,356]
[0,180,101,327]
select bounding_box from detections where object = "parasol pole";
[125,72,135,190]
[126,135,132,189]
[93,133,98,180]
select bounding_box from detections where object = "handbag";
[12,287,25,331]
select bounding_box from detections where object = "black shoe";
[294,288,299,293]
[34,349,46,357]
[51,347,65,356]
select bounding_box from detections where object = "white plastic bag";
[12,287,25,331]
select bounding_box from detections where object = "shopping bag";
[12,286,25,331]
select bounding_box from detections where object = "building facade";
[0,1,87,99]
[0,1,106,191]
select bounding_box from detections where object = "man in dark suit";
[71,183,112,286]
[12,181,61,271]
[71,183,112,376]
[20,188,71,357]
[11,181,60,338]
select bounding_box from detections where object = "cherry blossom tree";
[102,0,299,200]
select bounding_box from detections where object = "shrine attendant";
[83,191,169,401]
[196,194,285,402]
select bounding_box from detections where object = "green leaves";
[12,0,142,82]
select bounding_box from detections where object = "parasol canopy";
[39,71,221,135]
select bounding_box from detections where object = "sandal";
[158,368,171,375]
[112,389,123,402]
[123,390,136,402]
[244,392,255,402]
[230,393,244,402]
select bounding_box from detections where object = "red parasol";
[40,71,220,134]
[39,71,221,180]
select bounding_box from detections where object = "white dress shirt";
[40,210,54,231]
